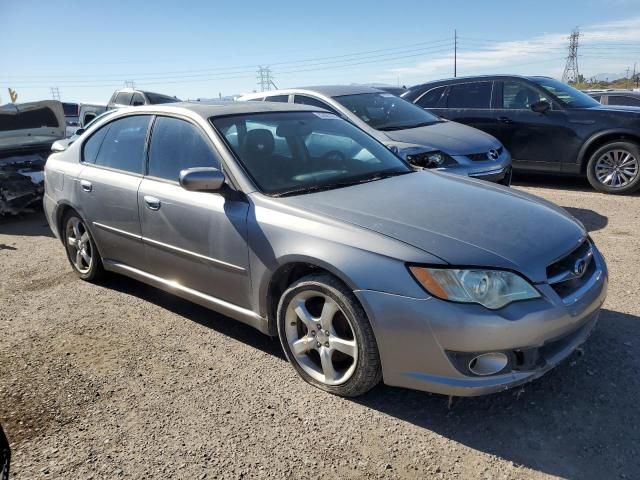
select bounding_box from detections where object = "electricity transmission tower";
[562,28,581,84]
[124,80,136,89]
[257,66,277,91]
[51,87,60,100]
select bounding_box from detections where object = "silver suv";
[44,102,608,397]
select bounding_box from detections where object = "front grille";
[546,240,595,300]
[466,146,503,161]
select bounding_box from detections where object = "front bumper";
[439,150,513,185]
[354,248,608,396]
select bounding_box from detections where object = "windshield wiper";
[273,171,412,197]
[378,121,436,131]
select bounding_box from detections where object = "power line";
[2,39,454,82]
[562,28,581,83]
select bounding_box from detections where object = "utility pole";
[124,80,136,89]
[257,66,276,92]
[626,67,631,89]
[51,87,60,100]
[454,29,457,78]
[562,28,581,84]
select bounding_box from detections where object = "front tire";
[586,141,640,194]
[63,211,104,282]
[277,274,382,397]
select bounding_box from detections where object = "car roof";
[113,101,327,119]
[242,85,385,100]
[407,74,547,90]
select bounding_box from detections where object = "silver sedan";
[44,102,607,397]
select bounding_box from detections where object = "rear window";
[114,92,133,105]
[62,103,79,117]
[446,82,492,109]
[144,92,180,104]
[0,107,60,131]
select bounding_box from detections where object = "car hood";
[586,104,640,115]
[276,171,586,283]
[0,100,66,151]
[380,120,500,155]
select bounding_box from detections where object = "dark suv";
[107,88,180,110]
[402,75,640,194]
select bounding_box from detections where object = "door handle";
[498,116,513,124]
[80,180,92,192]
[144,195,161,211]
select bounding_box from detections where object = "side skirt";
[103,259,270,335]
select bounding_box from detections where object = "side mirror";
[179,167,225,192]
[132,101,144,106]
[74,128,85,136]
[51,140,68,152]
[531,100,551,114]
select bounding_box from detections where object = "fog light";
[468,352,508,376]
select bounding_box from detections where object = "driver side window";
[502,81,548,109]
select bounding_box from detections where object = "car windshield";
[212,111,413,196]
[530,78,600,108]
[333,92,441,131]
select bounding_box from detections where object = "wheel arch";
[578,129,640,173]
[263,256,359,336]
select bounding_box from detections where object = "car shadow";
[354,308,639,479]
[94,272,640,479]
[512,172,640,196]
[0,211,55,238]
[100,274,286,359]
[561,206,608,232]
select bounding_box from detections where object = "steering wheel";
[321,150,347,163]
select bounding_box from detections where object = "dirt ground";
[1,173,639,479]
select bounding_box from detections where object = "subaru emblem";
[573,258,586,277]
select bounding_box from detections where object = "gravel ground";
[1,174,639,480]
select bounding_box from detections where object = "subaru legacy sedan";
[239,86,512,185]
[44,102,607,397]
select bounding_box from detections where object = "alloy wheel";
[66,217,93,274]
[284,291,358,386]
[594,149,639,188]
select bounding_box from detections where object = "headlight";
[409,267,540,309]
[406,151,456,168]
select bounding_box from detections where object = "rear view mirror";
[179,167,225,192]
[531,100,550,114]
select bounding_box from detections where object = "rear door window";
[416,86,446,108]
[147,116,220,181]
[114,92,133,105]
[446,82,492,109]
[93,115,151,173]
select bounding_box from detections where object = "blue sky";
[2,0,640,102]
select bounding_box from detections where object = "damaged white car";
[0,100,65,215]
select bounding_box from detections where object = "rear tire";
[277,274,382,397]
[63,211,104,282]
[586,141,640,194]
